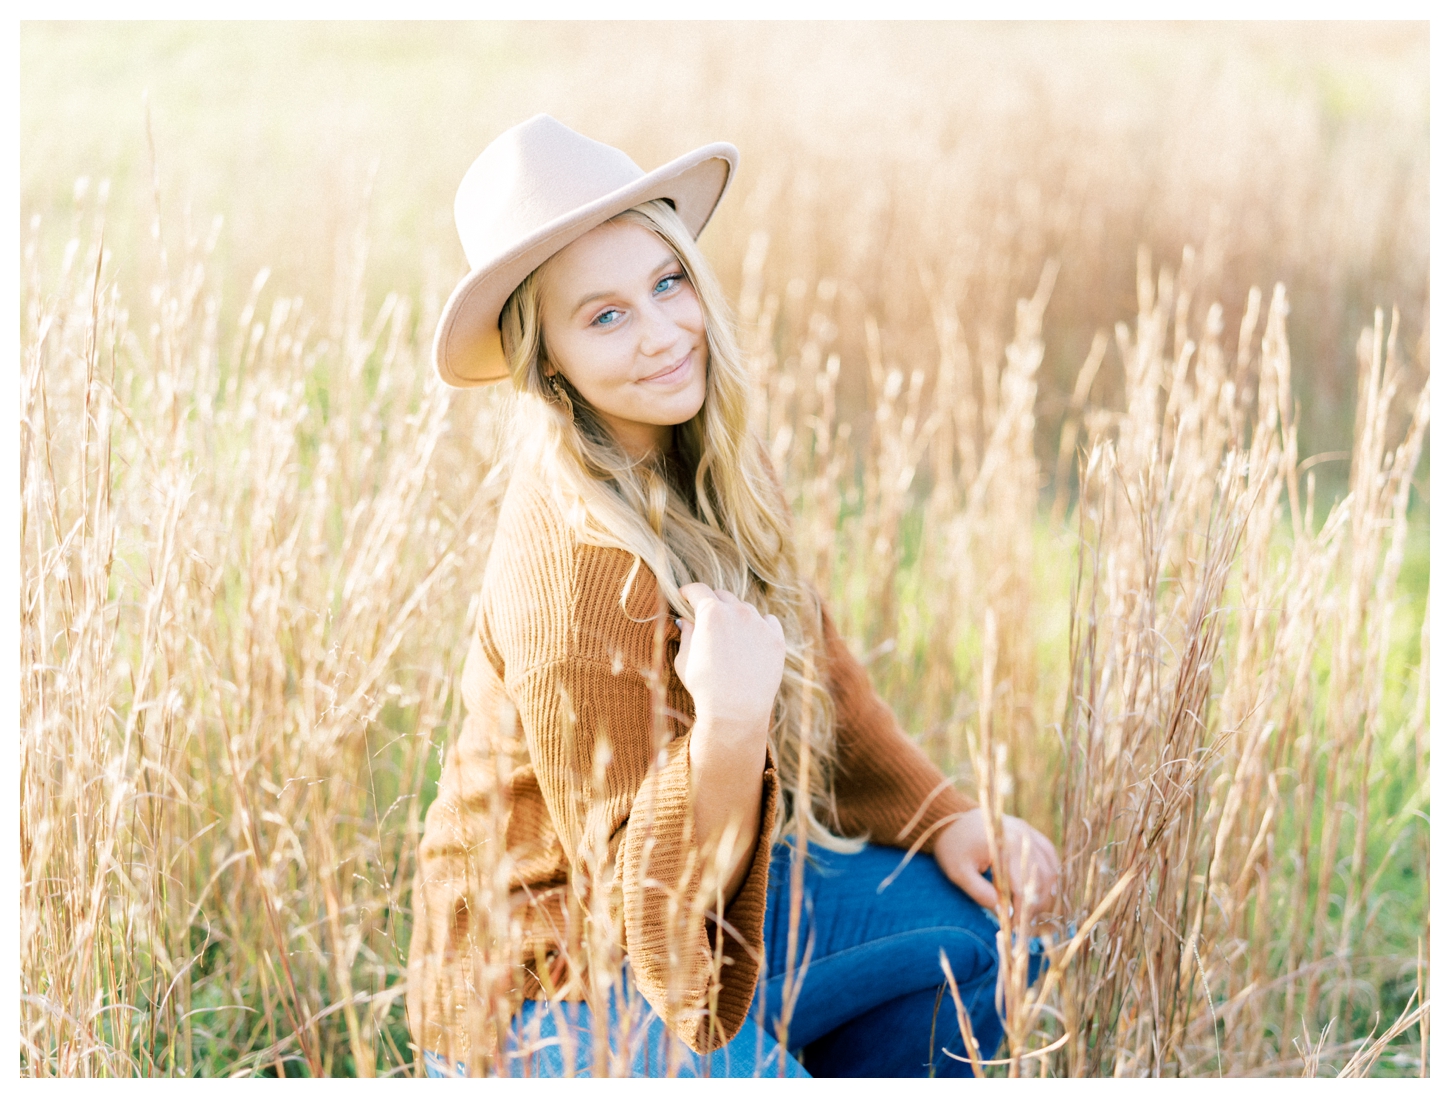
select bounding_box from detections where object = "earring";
[546,373,574,419]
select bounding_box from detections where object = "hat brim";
[433,141,738,389]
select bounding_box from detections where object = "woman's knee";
[934,925,998,992]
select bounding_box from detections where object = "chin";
[673,390,708,427]
[655,381,706,428]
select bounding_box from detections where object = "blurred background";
[22,20,1429,470]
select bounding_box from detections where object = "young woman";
[407,115,1059,1078]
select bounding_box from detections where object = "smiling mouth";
[640,350,693,383]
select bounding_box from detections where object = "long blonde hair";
[498,198,857,852]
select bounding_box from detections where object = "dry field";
[19,22,1430,1076]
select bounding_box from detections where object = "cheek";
[680,292,706,336]
[547,329,630,394]
[660,283,705,338]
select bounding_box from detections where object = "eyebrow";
[570,256,681,317]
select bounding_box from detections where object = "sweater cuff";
[703,752,778,1048]
[894,779,977,853]
[615,733,778,1055]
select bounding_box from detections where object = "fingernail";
[675,618,684,629]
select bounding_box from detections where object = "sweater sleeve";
[510,654,778,1054]
[822,605,977,852]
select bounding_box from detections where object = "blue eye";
[590,308,621,328]
[655,272,685,294]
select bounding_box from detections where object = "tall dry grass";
[20,183,500,1075]
[18,23,1430,1076]
[19,177,1428,1074]
[741,237,1430,1077]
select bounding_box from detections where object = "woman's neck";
[599,414,672,459]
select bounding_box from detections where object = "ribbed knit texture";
[406,465,976,1064]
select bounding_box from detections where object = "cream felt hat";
[433,114,739,388]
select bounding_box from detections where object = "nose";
[636,299,680,357]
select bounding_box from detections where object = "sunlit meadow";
[20,22,1429,1076]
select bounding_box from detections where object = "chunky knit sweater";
[406,463,975,1065]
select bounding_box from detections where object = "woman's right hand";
[674,583,785,735]
[676,584,782,905]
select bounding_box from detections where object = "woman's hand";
[676,583,784,906]
[933,807,1060,927]
[674,583,785,734]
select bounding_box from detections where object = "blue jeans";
[425,841,1038,1077]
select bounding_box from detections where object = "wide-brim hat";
[433,114,739,388]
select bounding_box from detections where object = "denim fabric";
[500,988,809,1078]
[422,1050,467,1078]
[755,840,1039,1077]
[424,840,1040,1077]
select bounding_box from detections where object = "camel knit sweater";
[406,463,975,1064]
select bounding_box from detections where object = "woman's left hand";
[933,807,1060,927]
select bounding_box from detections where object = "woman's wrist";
[688,712,769,785]
[689,713,768,905]
[690,706,771,742]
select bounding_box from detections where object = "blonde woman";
[408,115,1058,1078]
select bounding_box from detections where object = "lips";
[640,349,694,383]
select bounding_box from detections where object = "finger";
[1022,852,1051,910]
[764,612,784,638]
[1031,844,1059,907]
[673,620,694,676]
[1026,822,1056,864]
[1010,829,1041,910]
[1029,828,1058,874]
[713,588,742,606]
[1007,824,1034,881]
[1035,846,1060,900]
[1013,822,1050,878]
[1038,835,1061,883]
[954,864,1001,912]
[679,584,719,613]
[1028,845,1054,889]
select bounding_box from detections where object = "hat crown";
[455,115,645,269]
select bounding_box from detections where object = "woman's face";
[537,220,708,457]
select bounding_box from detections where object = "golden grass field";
[20,21,1430,1076]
